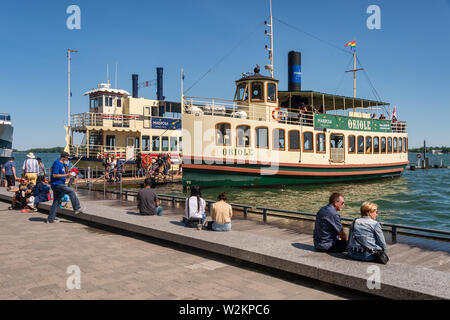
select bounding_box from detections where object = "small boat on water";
[0,113,13,165]
[180,3,409,188]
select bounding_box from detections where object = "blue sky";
[1,0,449,149]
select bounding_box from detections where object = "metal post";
[103,174,106,199]
[120,176,123,200]
[88,167,91,191]
[243,207,248,219]
[392,226,397,243]
[263,208,267,223]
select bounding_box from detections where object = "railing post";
[243,207,248,219]
[171,196,176,207]
[103,173,106,199]
[392,226,397,243]
[263,208,267,223]
[88,167,91,191]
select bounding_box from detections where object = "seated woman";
[33,176,51,207]
[183,185,206,227]
[210,192,233,232]
[347,202,387,262]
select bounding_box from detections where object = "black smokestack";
[156,67,164,100]
[132,74,138,98]
[288,51,301,92]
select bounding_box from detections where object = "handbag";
[350,220,389,264]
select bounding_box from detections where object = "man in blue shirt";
[313,192,348,252]
[2,157,16,190]
[47,152,84,223]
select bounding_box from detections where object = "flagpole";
[67,48,78,127]
[181,68,184,113]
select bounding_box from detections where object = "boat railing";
[0,113,11,122]
[183,96,315,126]
[71,113,143,129]
[391,121,407,133]
[70,144,144,159]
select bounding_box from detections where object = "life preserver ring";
[141,155,151,168]
[416,153,421,159]
[272,108,285,121]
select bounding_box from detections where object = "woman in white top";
[183,185,206,225]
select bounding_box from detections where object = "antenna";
[107,64,110,84]
[115,62,118,88]
[264,0,274,78]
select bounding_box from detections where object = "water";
[10,152,450,231]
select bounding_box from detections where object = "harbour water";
[11,152,450,232]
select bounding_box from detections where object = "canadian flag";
[392,107,398,123]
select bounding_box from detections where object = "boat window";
[117,98,122,107]
[273,129,285,150]
[330,134,344,149]
[256,127,268,148]
[98,96,103,107]
[366,136,372,153]
[399,138,402,154]
[388,137,392,153]
[404,138,408,153]
[162,136,169,151]
[288,130,300,151]
[357,136,364,154]
[267,83,276,102]
[236,84,248,101]
[348,135,355,153]
[237,125,251,147]
[316,133,326,153]
[381,137,386,153]
[393,138,398,153]
[374,137,380,153]
[104,96,113,107]
[142,136,150,151]
[106,135,115,151]
[179,137,183,152]
[251,82,264,101]
[152,136,160,151]
[216,123,231,146]
[170,136,178,151]
[303,132,313,151]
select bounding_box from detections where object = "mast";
[67,48,78,127]
[345,47,363,99]
[264,0,274,78]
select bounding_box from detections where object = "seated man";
[137,178,163,216]
[313,192,348,253]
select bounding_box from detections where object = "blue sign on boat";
[151,118,181,130]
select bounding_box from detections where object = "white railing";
[183,96,314,126]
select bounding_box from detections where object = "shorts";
[6,175,15,187]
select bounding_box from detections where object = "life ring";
[416,153,421,159]
[141,155,151,169]
[272,108,285,121]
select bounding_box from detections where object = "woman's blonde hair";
[360,202,378,216]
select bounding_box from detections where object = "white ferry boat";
[66,71,182,174]
[180,7,408,188]
[0,113,13,165]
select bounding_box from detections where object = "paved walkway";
[0,201,365,300]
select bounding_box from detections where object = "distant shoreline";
[13,147,64,154]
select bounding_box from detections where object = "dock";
[0,188,449,299]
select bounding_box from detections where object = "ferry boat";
[66,70,182,174]
[0,113,13,165]
[181,8,408,188]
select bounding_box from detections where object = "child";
[33,176,51,208]
[9,178,34,211]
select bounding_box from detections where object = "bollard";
[243,207,248,219]
[262,209,268,222]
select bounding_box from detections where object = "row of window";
[105,135,182,152]
[90,96,122,109]
[235,82,277,103]
[216,123,408,153]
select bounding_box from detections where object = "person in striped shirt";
[22,153,39,185]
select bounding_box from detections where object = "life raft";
[272,108,286,121]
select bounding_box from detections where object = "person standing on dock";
[47,152,84,223]
[2,157,17,191]
[137,178,162,216]
[22,153,39,185]
[313,192,348,253]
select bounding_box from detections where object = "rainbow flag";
[345,40,356,51]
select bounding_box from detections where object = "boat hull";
[182,161,408,187]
